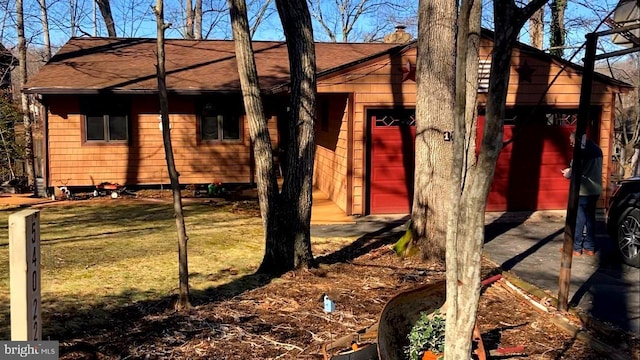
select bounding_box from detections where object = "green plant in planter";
[404,310,446,360]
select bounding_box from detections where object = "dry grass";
[0,199,356,339]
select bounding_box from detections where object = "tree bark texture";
[529,3,544,49]
[550,0,566,58]
[155,0,190,310]
[17,0,37,196]
[274,0,317,270]
[70,0,76,37]
[444,0,481,358]
[39,0,52,60]
[194,0,202,39]
[447,0,548,354]
[411,0,457,262]
[96,0,117,37]
[228,0,288,273]
[185,0,194,39]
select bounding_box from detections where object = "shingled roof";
[23,37,404,95]
[24,34,633,96]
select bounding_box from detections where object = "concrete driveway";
[312,210,640,335]
[483,211,639,335]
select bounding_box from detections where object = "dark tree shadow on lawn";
[15,215,411,358]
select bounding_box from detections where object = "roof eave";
[23,88,245,96]
[480,28,635,90]
[267,41,416,94]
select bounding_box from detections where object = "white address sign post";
[9,209,42,341]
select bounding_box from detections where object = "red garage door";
[367,109,416,214]
[367,108,583,214]
[478,110,580,212]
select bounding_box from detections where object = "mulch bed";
[55,234,639,360]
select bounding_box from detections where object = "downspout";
[42,98,50,195]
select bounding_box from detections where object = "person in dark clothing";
[561,132,603,256]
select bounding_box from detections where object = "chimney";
[384,25,412,44]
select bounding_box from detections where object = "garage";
[367,107,586,214]
[479,108,586,212]
[367,108,416,214]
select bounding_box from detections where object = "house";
[23,29,633,215]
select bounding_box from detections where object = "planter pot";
[422,350,443,360]
[331,342,378,360]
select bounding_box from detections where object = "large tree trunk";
[39,0,52,61]
[16,0,37,196]
[529,3,544,49]
[550,0,566,58]
[70,0,76,37]
[228,0,286,273]
[194,0,202,39]
[154,0,190,310]
[273,0,316,269]
[229,0,316,275]
[444,0,481,357]
[96,0,117,37]
[185,0,194,39]
[443,0,548,355]
[410,0,457,262]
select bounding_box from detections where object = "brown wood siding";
[317,43,622,214]
[46,94,260,188]
[313,94,350,212]
[317,48,419,214]
[43,39,623,214]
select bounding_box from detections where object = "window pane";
[222,115,240,140]
[202,115,220,140]
[108,115,128,141]
[86,116,105,140]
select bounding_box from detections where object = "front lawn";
[0,199,354,339]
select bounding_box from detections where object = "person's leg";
[582,195,599,253]
[574,196,588,253]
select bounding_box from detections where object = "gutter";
[23,88,246,96]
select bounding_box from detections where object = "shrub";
[404,310,446,360]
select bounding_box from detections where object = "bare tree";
[195,0,202,38]
[39,0,52,60]
[444,1,483,355]
[307,0,411,42]
[228,0,283,270]
[110,0,156,37]
[96,0,117,37]
[529,2,543,49]
[93,0,97,35]
[185,0,194,38]
[409,0,457,262]
[550,0,567,57]
[154,0,191,310]
[399,0,546,354]
[16,0,37,195]
[273,0,316,269]
[0,97,22,183]
[609,55,640,177]
[249,0,273,37]
[70,0,76,36]
[229,0,316,273]
[441,0,549,357]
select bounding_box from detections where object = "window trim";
[83,113,130,144]
[80,96,131,145]
[197,100,243,143]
